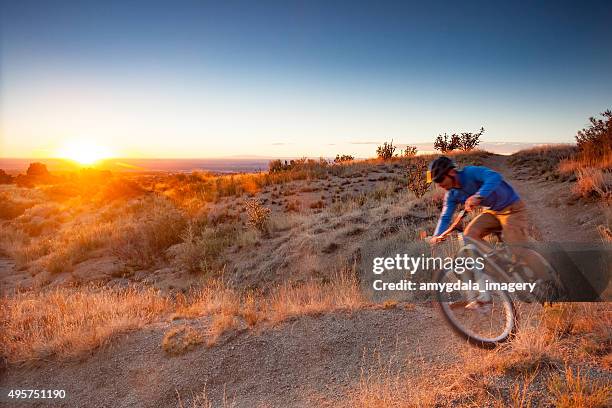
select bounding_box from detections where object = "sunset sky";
[1,1,611,159]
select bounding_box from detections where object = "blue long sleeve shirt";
[433,166,520,236]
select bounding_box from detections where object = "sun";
[57,141,114,165]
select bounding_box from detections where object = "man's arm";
[470,166,502,198]
[433,192,457,236]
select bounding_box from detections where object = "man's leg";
[463,213,502,306]
[495,200,549,292]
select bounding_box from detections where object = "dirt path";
[483,155,602,242]
[0,306,472,407]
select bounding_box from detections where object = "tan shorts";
[464,200,529,244]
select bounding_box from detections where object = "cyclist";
[427,156,530,309]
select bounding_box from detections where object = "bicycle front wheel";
[434,269,516,348]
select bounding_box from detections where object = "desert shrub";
[458,127,484,151]
[244,199,271,233]
[401,145,418,157]
[43,223,115,273]
[111,196,187,267]
[0,194,32,219]
[0,169,14,184]
[170,223,238,273]
[434,127,484,152]
[434,133,460,153]
[575,109,612,164]
[98,177,146,201]
[406,158,430,198]
[334,154,355,163]
[268,159,285,173]
[573,168,611,199]
[26,162,49,177]
[376,140,396,160]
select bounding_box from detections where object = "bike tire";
[512,246,567,303]
[434,269,517,349]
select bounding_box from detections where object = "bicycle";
[428,209,564,349]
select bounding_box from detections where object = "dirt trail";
[1,155,603,407]
[1,306,471,407]
[483,155,602,243]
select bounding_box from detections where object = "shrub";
[268,159,285,173]
[0,169,13,184]
[244,199,271,233]
[376,140,396,160]
[334,154,355,163]
[171,223,237,273]
[406,158,430,198]
[575,109,612,163]
[111,196,187,267]
[26,162,49,177]
[401,145,418,157]
[434,127,484,152]
[458,127,484,151]
[434,133,460,153]
[572,168,611,199]
[0,194,32,220]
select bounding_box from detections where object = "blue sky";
[1,0,611,158]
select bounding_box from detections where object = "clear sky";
[1,0,611,159]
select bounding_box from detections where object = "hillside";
[1,149,610,407]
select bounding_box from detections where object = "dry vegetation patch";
[162,324,204,355]
[0,286,171,364]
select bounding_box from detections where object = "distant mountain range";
[0,142,573,173]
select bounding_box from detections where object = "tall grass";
[0,286,171,364]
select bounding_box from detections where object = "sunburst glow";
[57,141,114,165]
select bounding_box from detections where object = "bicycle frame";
[438,209,540,303]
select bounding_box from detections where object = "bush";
[0,194,31,220]
[434,133,460,153]
[575,109,612,164]
[406,158,430,198]
[458,127,484,151]
[0,170,13,184]
[401,145,418,157]
[26,162,49,177]
[334,154,354,163]
[171,223,237,273]
[376,140,396,160]
[111,196,187,267]
[244,199,271,233]
[434,127,484,152]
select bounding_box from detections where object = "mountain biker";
[427,156,530,309]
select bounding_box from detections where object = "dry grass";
[343,365,439,407]
[267,270,364,323]
[571,167,611,199]
[341,303,611,408]
[547,366,611,408]
[176,385,236,408]
[1,268,366,365]
[167,266,363,347]
[0,286,172,364]
[162,325,204,355]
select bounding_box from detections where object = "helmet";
[427,156,456,183]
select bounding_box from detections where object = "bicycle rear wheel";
[434,269,516,348]
[512,247,566,303]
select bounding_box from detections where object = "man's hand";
[429,235,446,245]
[465,194,482,212]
